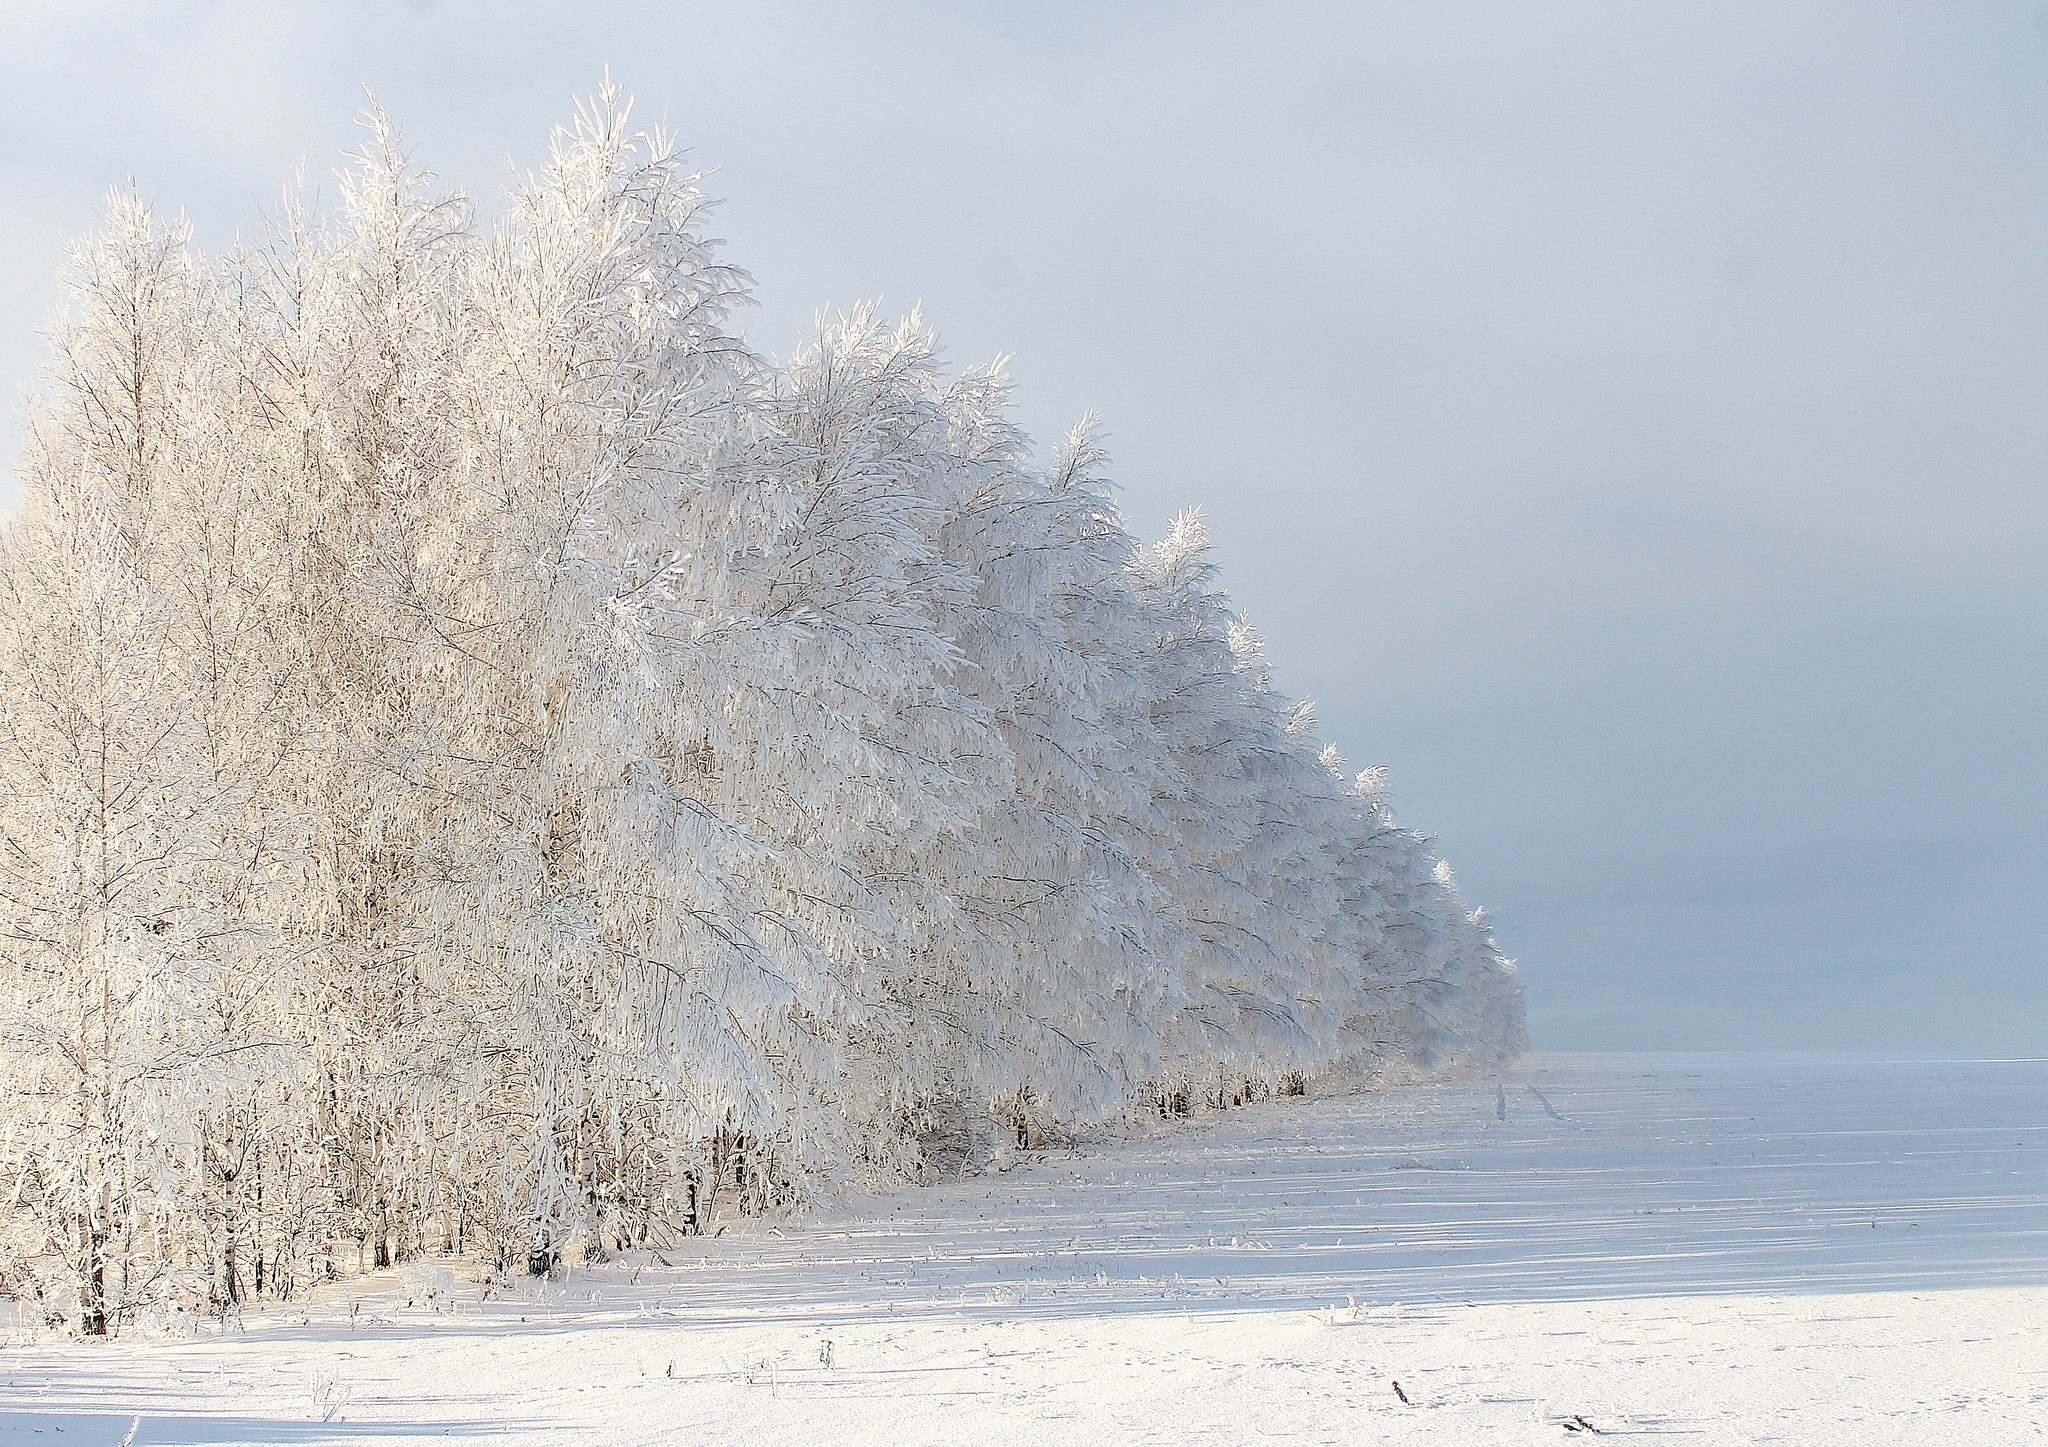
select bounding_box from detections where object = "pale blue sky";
[2,1,2042,1051]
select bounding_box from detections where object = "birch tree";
[0,87,1525,1328]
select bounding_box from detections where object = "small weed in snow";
[401,1261,457,1313]
[311,1369,351,1423]
[1312,1296,1364,1326]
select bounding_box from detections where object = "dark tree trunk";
[78,1218,108,1337]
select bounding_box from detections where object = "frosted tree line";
[0,91,1523,1335]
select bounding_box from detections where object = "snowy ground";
[2,1053,2043,1445]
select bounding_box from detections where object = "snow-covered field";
[2,1053,2042,1445]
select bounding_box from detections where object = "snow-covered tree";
[0,88,1523,1331]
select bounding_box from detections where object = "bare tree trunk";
[78,1212,108,1337]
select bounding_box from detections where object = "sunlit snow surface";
[3,1054,2043,1444]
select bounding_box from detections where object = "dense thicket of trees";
[0,91,1523,1334]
